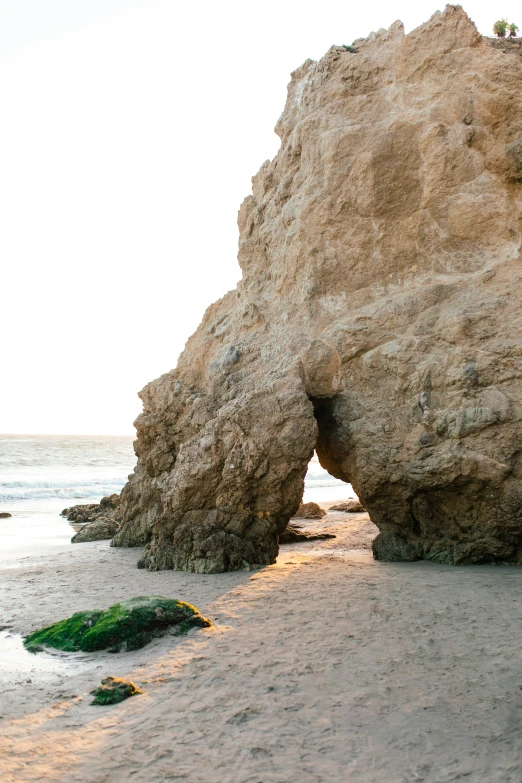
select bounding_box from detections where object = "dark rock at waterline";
[71,517,120,543]
[329,500,366,513]
[63,494,122,542]
[91,676,142,705]
[24,595,212,653]
[62,493,121,523]
[292,502,326,519]
[0,512,12,518]
[279,525,336,544]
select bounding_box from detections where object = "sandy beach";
[2,505,522,783]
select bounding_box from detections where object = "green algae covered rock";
[91,676,142,705]
[24,595,212,653]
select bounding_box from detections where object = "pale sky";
[1,0,516,434]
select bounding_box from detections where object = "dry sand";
[1,506,522,782]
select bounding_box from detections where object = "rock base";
[372,532,520,565]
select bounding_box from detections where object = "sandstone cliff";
[113,6,522,571]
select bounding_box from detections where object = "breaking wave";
[0,435,136,505]
[0,477,128,502]
[0,436,349,505]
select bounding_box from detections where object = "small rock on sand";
[71,518,120,543]
[91,677,142,706]
[0,512,12,518]
[292,502,326,519]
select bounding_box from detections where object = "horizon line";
[0,432,136,437]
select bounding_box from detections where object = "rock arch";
[113,7,522,570]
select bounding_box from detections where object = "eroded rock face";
[114,6,522,570]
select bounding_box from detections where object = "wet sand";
[2,507,522,782]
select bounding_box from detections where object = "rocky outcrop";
[62,494,121,524]
[114,6,522,571]
[62,494,122,541]
[329,500,366,513]
[293,502,327,519]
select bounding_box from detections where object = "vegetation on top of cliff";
[493,19,519,37]
[493,18,508,37]
[24,595,212,653]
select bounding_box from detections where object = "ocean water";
[0,434,136,504]
[0,435,353,565]
[303,456,356,505]
[0,435,136,566]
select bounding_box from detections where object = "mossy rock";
[91,676,142,705]
[24,595,212,653]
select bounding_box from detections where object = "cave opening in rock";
[302,396,357,507]
[283,394,366,544]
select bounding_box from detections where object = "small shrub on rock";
[493,19,509,37]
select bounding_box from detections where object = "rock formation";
[113,6,522,570]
